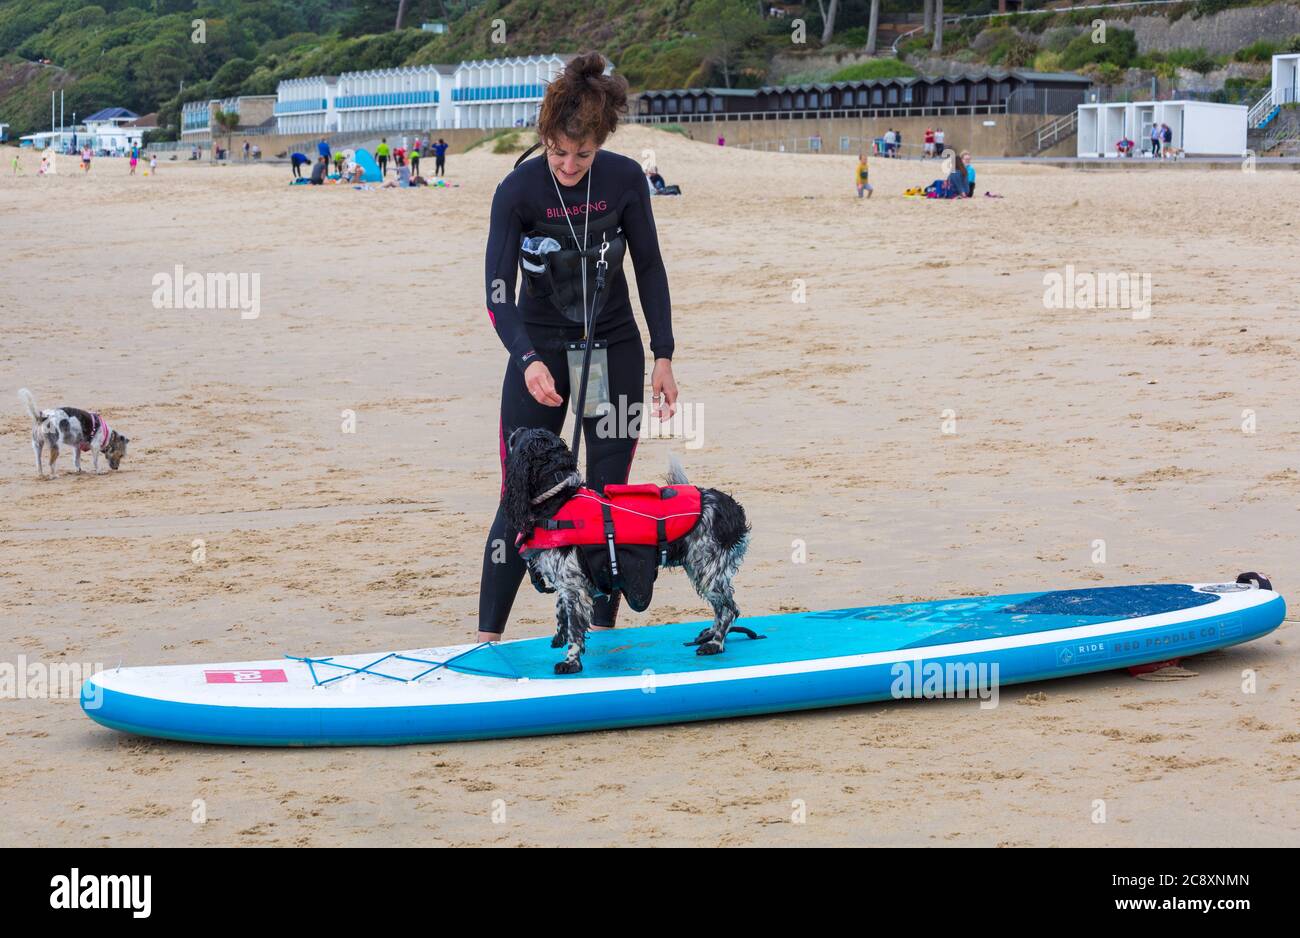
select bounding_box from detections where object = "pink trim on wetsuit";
[498,417,507,497]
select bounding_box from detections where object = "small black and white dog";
[503,427,750,673]
[20,389,130,478]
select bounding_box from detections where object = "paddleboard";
[81,578,1284,746]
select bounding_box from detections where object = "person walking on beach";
[477,51,678,642]
[317,137,331,172]
[376,138,390,177]
[149,153,157,175]
[433,138,448,176]
[1150,122,1161,158]
[243,140,250,162]
[855,152,873,198]
[924,127,935,158]
[81,145,91,173]
[129,146,138,175]
[409,144,421,177]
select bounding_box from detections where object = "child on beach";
[855,153,873,198]
[11,152,20,174]
[129,150,138,175]
[149,153,157,175]
[81,146,92,173]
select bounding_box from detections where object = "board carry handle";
[1236,571,1272,591]
[684,625,765,647]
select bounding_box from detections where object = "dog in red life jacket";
[504,428,750,674]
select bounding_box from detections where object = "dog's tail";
[666,452,689,486]
[18,388,41,424]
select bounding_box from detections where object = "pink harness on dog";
[81,413,111,452]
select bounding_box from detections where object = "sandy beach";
[1,130,1297,847]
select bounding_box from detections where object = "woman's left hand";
[651,358,678,421]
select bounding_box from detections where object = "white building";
[19,127,80,150]
[334,64,455,132]
[1251,52,1300,128]
[273,77,339,135]
[269,53,614,135]
[1077,100,1246,157]
[83,108,152,153]
[452,54,581,129]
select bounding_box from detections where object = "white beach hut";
[1272,53,1299,109]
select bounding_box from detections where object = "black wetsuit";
[479,149,673,634]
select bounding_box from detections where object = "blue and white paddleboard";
[81,579,1284,746]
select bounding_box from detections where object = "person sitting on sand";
[645,165,682,196]
[382,164,413,188]
[290,152,311,179]
[947,152,969,198]
[309,156,328,185]
[855,153,873,199]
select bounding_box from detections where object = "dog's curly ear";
[502,444,534,535]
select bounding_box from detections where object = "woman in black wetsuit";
[477,52,678,642]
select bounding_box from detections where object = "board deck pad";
[81,583,1285,746]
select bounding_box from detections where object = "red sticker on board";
[204,669,288,684]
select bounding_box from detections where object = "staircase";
[1248,106,1300,156]
[1021,111,1078,156]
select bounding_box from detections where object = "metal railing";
[731,136,929,157]
[1020,110,1078,154]
[629,102,1011,125]
[1248,90,1275,128]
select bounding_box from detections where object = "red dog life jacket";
[518,484,702,611]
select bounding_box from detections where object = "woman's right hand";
[524,361,564,407]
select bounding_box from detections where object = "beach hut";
[1156,101,1246,156]
[1076,102,1133,157]
[1273,53,1299,109]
